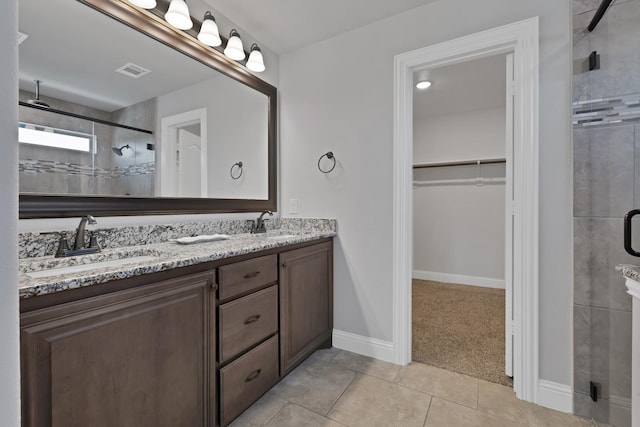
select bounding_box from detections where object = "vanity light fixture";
[416,80,432,90]
[197,12,222,47]
[224,29,245,61]
[246,44,265,73]
[127,0,157,9]
[165,0,193,30]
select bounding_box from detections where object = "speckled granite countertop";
[19,230,335,299]
[616,264,640,283]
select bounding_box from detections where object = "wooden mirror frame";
[19,0,277,218]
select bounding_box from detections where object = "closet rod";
[413,158,506,169]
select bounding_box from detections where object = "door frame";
[159,108,208,197]
[392,17,539,402]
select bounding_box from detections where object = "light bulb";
[165,0,193,30]
[197,12,221,47]
[128,0,157,9]
[416,81,432,90]
[246,44,265,72]
[224,29,245,61]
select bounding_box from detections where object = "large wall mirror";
[18,0,277,218]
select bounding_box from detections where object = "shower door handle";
[624,209,640,257]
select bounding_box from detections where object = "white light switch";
[289,199,299,214]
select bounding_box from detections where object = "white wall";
[1,0,22,425]
[413,108,506,164]
[157,74,269,200]
[413,108,505,286]
[279,0,572,386]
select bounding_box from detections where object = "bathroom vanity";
[19,228,334,427]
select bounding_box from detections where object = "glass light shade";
[224,30,245,60]
[246,45,265,72]
[165,0,193,30]
[197,13,221,47]
[416,80,432,90]
[128,0,157,9]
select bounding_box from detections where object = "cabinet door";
[20,272,216,427]
[279,241,333,375]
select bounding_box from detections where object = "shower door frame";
[392,17,540,405]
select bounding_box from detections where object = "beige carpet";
[412,279,513,386]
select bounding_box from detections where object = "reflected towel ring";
[318,152,336,173]
[230,161,243,179]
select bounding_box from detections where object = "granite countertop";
[19,230,335,299]
[616,264,640,283]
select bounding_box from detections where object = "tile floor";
[230,348,606,427]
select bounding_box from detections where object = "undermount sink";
[23,249,162,279]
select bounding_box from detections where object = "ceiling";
[413,54,507,120]
[19,0,218,112]
[207,0,440,54]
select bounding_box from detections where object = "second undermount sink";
[23,249,163,279]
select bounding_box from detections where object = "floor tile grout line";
[258,396,288,427]
[323,368,359,418]
[422,394,433,427]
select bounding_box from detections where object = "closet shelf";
[413,158,506,169]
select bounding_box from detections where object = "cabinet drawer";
[219,254,277,301]
[219,335,279,426]
[219,285,278,363]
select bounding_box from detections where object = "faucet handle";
[55,235,70,258]
[88,231,101,250]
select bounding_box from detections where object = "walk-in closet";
[411,53,512,386]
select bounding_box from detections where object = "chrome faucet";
[74,215,98,250]
[251,211,273,234]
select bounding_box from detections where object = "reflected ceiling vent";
[18,32,28,45]
[115,62,151,79]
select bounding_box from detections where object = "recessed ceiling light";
[416,81,432,90]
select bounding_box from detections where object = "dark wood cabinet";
[20,271,216,427]
[279,241,333,375]
[20,238,333,427]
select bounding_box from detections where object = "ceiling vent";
[115,62,151,79]
[18,32,28,45]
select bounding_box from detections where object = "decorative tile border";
[19,159,155,178]
[573,93,640,127]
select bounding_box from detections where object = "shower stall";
[18,92,156,197]
[572,0,640,425]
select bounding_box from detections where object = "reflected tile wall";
[572,1,639,425]
[17,92,155,196]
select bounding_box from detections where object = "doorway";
[159,108,208,197]
[392,18,540,403]
[411,53,512,386]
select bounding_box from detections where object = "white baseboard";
[412,270,505,289]
[332,329,395,363]
[537,380,573,413]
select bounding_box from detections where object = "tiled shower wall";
[572,0,640,425]
[18,92,155,196]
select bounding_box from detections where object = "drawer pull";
[244,271,260,279]
[245,369,262,382]
[244,314,261,325]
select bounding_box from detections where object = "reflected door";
[177,128,202,197]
